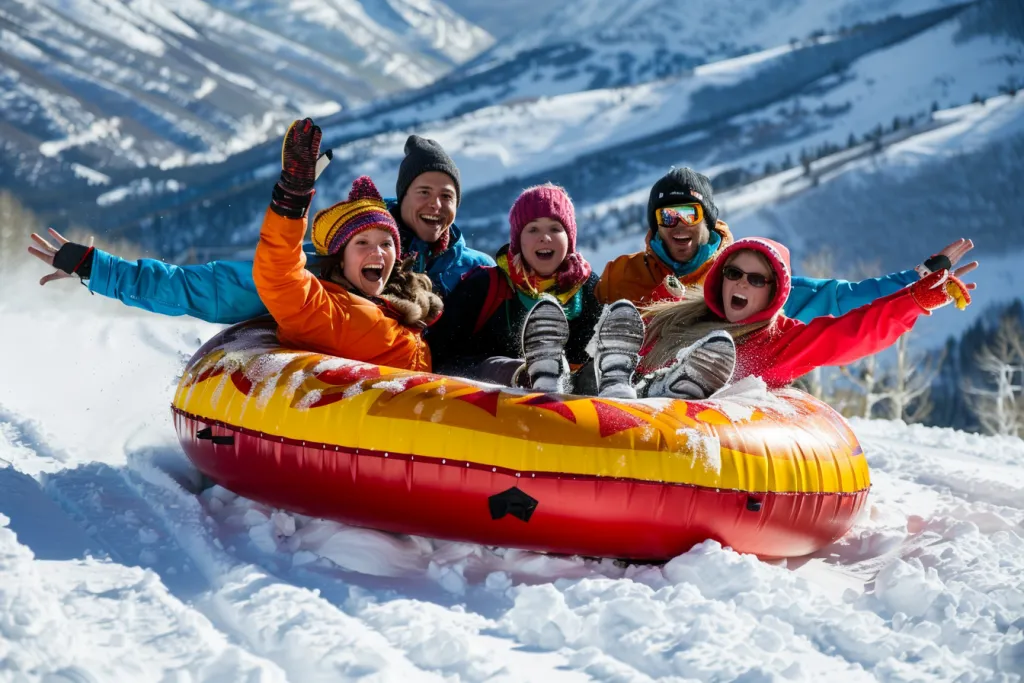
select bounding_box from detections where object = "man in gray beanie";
[385,135,494,298]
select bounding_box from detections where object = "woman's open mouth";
[362,264,384,282]
[534,249,555,261]
[730,294,748,310]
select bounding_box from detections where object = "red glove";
[270,118,322,218]
[910,269,972,312]
[651,274,685,303]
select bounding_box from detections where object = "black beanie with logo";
[647,167,718,232]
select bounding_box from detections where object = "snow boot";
[591,300,645,399]
[640,331,736,400]
[521,296,570,393]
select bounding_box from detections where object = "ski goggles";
[722,264,774,288]
[655,203,704,228]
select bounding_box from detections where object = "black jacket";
[427,266,603,377]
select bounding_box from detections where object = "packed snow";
[1,261,1022,682]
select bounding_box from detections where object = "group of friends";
[29,118,980,401]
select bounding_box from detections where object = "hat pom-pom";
[349,175,382,202]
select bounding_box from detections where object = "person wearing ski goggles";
[595,166,977,331]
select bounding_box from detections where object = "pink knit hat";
[508,184,577,257]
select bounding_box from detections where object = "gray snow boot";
[640,331,736,400]
[591,300,645,399]
[521,297,571,393]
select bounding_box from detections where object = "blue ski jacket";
[88,215,494,324]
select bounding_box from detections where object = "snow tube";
[172,319,870,561]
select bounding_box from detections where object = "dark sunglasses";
[722,264,774,288]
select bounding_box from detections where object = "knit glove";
[651,274,685,302]
[910,269,972,312]
[270,118,322,218]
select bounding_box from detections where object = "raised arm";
[253,208,355,342]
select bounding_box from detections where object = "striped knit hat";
[312,176,402,257]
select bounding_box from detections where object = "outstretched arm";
[90,251,267,324]
[786,238,978,322]
[786,270,918,321]
[761,269,973,387]
[27,228,267,324]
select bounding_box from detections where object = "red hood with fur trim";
[704,237,793,325]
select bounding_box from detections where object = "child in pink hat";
[427,184,645,397]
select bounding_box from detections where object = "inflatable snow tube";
[172,319,870,561]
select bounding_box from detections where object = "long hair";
[641,251,778,369]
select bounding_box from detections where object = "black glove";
[915,253,952,279]
[270,118,322,219]
[53,242,95,279]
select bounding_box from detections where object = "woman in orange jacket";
[253,119,441,372]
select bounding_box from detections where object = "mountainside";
[0,0,491,199]
[583,94,1024,348]
[440,0,545,37]
[2,0,1021,283]
[480,0,969,87]
[59,0,1021,266]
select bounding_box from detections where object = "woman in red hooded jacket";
[636,237,975,399]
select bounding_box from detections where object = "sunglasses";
[722,264,774,288]
[655,203,704,228]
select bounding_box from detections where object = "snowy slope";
[489,0,968,67]
[0,0,491,197]
[440,0,545,38]
[206,0,492,76]
[1,261,1022,681]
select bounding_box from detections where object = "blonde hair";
[641,250,778,369]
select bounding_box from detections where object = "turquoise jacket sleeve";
[784,269,919,323]
[87,249,269,324]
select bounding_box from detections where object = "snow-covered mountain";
[440,0,544,38]
[67,0,1021,267]
[477,0,971,90]
[1,273,1022,680]
[0,0,492,196]
[584,94,1024,349]
[3,0,1021,288]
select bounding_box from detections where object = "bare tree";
[799,249,838,402]
[963,315,1024,437]
[840,354,889,418]
[886,330,945,423]
[832,257,895,417]
[0,191,41,290]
